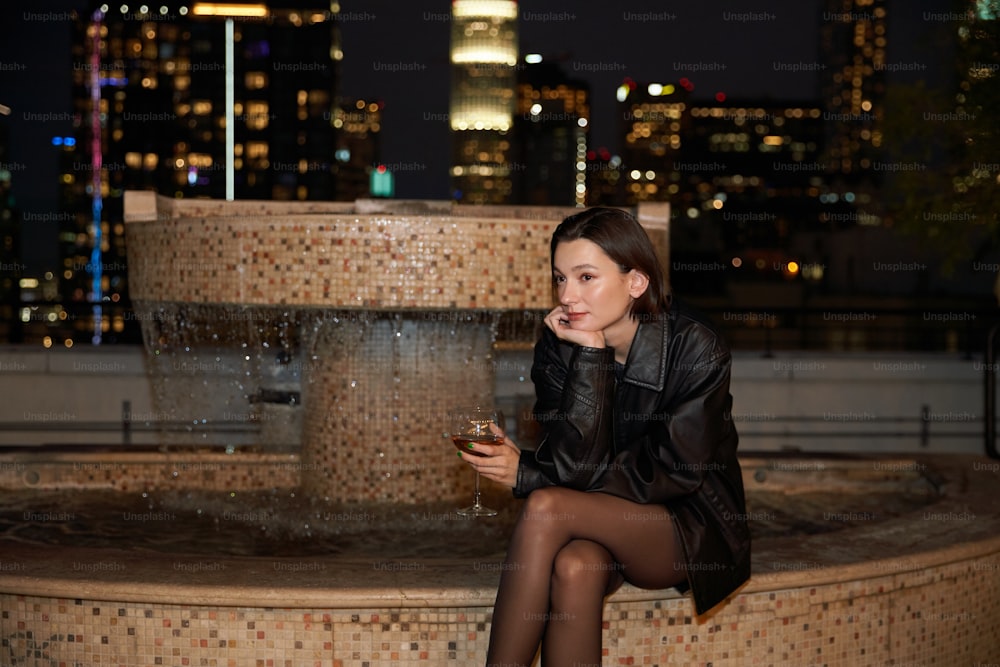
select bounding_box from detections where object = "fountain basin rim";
[122,191,582,224]
[1,454,997,610]
[128,212,565,226]
[1,525,997,610]
[135,301,547,314]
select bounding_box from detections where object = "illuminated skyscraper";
[514,57,589,206]
[449,0,518,204]
[616,79,690,206]
[334,98,382,201]
[0,122,22,343]
[63,1,340,343]
[819,0,887,176]
[583,148,624,207]
[71,1,339,200]
[682,101,827,255]
[613,82,830,291]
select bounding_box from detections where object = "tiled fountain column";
[299,312,499,503]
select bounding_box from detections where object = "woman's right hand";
[543,306,606,349]
[460,423,521,489]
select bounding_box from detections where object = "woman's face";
[552,238,647,335]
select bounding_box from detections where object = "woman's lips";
[565,312,587,322]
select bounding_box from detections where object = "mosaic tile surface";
[125,213,556,309]
[3,551,998,667]
[299,315,497,503]
[123,193,670,311]
[2,454,999,665]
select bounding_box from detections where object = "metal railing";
[496,304,995,354]
[2,304,997,454]
[0,400,259,448]
[734,411,978,447]
[700,305,991,357]
[984,323,1000,459]
[3,300,997,353]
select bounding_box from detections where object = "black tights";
[485,487,686,667]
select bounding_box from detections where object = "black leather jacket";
[515,298,751,615]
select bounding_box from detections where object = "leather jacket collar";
[620,311,671,392]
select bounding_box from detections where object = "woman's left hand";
[459,423,521,489]
[543,305,606,349]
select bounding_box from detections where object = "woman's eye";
[580,274,593,281]
[553,275,565,284]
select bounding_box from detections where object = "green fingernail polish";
[456,451,462,457]
[467,443,474,449]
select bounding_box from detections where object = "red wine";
[452,435,500,457]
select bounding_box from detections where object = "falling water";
[63,301,519,555]
[132,299,509,505]
[134,300,301,450]
[298,309,502,504]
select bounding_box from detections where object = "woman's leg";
[541,539,618,667]
[485,487,686,667]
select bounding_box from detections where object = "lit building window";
[246,141,268,160]
[188,153,213,168]
[245,72,267,89]
[245,101,269,129]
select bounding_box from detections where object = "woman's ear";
[628,270,650,299]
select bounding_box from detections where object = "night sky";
[0,0,955,270]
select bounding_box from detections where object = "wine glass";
[448,406,504,517]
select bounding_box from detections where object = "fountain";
[1,194,998,666]
[122,192,669,504]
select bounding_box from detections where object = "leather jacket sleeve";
[514,329,616,497]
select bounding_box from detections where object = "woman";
[460,207,751,667]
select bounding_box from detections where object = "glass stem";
[473,472,483,507]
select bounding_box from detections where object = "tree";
[882,0,999,273]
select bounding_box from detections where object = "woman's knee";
[521,486,580,523]
[551,540,614,593]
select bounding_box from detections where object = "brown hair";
[550,207,670,319]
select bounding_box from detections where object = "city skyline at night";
[0,0,997,349]
[2,0,956,205]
